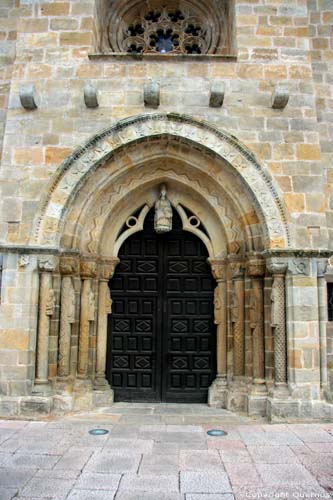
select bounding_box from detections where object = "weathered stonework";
[0,0,332,420]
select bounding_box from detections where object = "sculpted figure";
[46,289,56,317]
[270,280,279,328]
[214,286,223,325]
[154,184,172,233]
[87,288,95,321]
[230,289,239,323]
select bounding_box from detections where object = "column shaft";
[35,272,53,384]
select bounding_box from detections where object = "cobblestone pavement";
[0,404,332,500]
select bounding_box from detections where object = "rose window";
[104,1,233,56]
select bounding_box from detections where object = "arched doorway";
[107,208,216,402]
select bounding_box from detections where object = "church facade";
[0,0,333,421]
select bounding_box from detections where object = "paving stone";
[115,493,183,500]
[75,472,121,491]
[179,450,224,471]
[2,453,60,469]
[290,429,333,443]
[223,463,262,487]
[219,449,252,464]
[85,450,141,473]
[139,453,179,474]
[247,445,300,464]
[240,431,303,446]
[104,438,154,453]
[54,448,93,470]
[207,440,245,450]
[256,463,320,486]
[19,478,75,499]
[152,442,180,455]
[180,471,232,494]
[34,469,81,480]
[67,490,117,500]
[186,496,235,500]
[306,442,333,453]
[166,425,203,433]
[119,473,179,493]
[0,467,37,488]
[0,488,18,500]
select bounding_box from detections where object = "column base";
[208,377,227,408]
[247,394,267,417]
[226,379,248,412]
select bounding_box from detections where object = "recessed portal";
[107,208,217,402]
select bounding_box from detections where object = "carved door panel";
[107,209,216,402]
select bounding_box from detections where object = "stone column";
[247,257,266,390]
[267,259,288,391]
[95,258,119,388]
[58,257,79,380]
[230,261,245,377]
[317,259,328,391]
[77,259,97,379]
[35,256,58,385]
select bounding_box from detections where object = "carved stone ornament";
[18,255,30,268]
[39,256,58,273]
[59,256,80,276]
[46,289,56,317]
[270,279,280,328]
[229,261,244,280]
[87,288,96,322]
[80,259,97,279]
[266,258,288,276]
[84,84,99,108]
[230,289,239,324]
[99,258,120,281]
[214,286,223,325]
[247,258,265,277]
[154,184,173,234]
[19,84,39,110]
[208,259,227,281]
[288,258,310,276]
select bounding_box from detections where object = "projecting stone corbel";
[84,83,99,108]
[19,84,39,110]
[144,80,160,108]
[271,86,289,109]
[209,81,225,108]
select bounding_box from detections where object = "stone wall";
[0,0,332,419]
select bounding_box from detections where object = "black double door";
[107,208,216,403]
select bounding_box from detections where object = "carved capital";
[317,258,328,278]
[99,258,120,281]
[288,258,310,276]
[228,261,244,280]
[59,256,80,276]
[246,257,265,277]
[39,256,59,273]
[80,259,98,279]
[18,255,30,268]
[266,258,288,276]
[208,258,227,281]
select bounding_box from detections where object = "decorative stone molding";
[19,84,39,110]
[210,81,225,108]
[229,261,245,280]
[144,80,160,107]
[84,84,99,108]
[33,114,290,251]
[271,86,289,110]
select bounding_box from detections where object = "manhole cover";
[89,429,109,436]
[207,429,227,437]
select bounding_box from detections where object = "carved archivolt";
[33,114,290,252]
